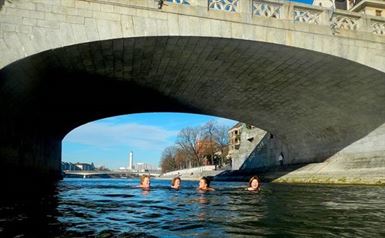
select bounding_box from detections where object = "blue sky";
[290,0,313,3]
[62,113,237,169]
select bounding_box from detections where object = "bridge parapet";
[2,0,383,35]
[0,0,384,70]
[162,0,385,36]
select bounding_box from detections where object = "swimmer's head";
[248,176,261,190]
[140,175,151,189]
[171,177,181,189]
[199,177,210,190]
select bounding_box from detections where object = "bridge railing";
[161,0,385,36]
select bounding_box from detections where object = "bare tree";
[201,120,218,165]
[214,124,230,165]
[201,121,231,167]
[176,126,202,168]
[175,148,189,170]
[160,146,177,173]
[160,120,231,171]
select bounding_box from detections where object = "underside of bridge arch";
[1,36,385,182]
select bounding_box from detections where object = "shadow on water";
[0,180,63,237]
[214,163,306,183]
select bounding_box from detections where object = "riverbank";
[156,177,201,181]
[158,165,225,181]
[215,158,385,185]
[271,166,385,185]
[157,156,385,185]
[158,170,223,181]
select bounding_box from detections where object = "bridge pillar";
[0,55,63,187]
[0,117,62,185]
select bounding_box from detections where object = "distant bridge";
[63,170,161,178]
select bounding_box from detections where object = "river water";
[1,178,385,237]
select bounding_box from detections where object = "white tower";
[128,151,133,170]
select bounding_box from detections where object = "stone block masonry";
[0,0,384,184]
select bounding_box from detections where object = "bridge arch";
[1,35,385,181]
[1,0,385,181]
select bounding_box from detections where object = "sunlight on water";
[1,179,385,237]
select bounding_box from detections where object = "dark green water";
[1,178,385,237]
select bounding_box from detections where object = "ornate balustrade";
[208,0,239,12]
[372,20,385,35]
[2,0,381,36]
[331,11,360,31]
[253,0,282,18]
[294,6,322,24]
[166,0,190,5]
[161,0,385,36]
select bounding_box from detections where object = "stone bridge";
[0,0,385,182]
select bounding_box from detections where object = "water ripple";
[1,179,385,237]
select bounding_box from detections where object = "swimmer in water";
[197,177,215,192]
[171,177,181,190]
[247,175,261,191]
[137,174,151,190]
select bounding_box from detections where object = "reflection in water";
[0,179,385,237]
[198,195,208,205]
[0,184,63,237]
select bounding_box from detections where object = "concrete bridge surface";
[0,0,385,183]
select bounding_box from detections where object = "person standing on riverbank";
[247,176,261,191]
[197,177,215,192]
[171,177,181,190]
[278,152,284,168]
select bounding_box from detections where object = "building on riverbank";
[226,123,290,172]
[313,0,385,17]
[135,162,159,172]
[227,123,266,170]
[228,122,243,154]
[61,162,80,171]
[347,0,385,17]
[61,162,96,171]
[74,162,96,171]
